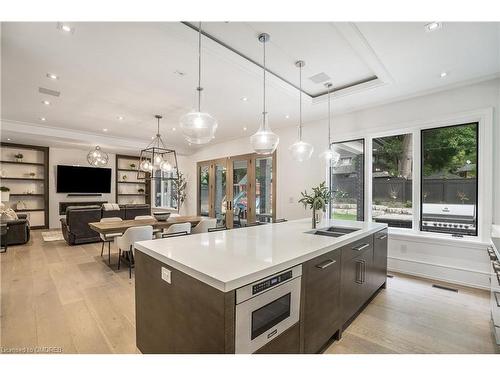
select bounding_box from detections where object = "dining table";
[88,216,204,236]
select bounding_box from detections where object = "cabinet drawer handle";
[352,243,370,251]
[378,234,387,240]
[316,259,336,269]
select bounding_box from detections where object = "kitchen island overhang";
[134,219,388,354]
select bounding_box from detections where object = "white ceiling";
[1,21,499,155]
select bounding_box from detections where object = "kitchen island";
[134,219,388,354]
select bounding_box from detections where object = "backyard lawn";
[332,212,357,221]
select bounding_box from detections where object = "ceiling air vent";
[308,72,331,84]
[38,87,60,97]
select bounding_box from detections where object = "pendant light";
[87,145,108,167]
[179,22,217,144]
[289,60,313,161]
[138,115,179,181]
[250,33,279,155]
[319,82,340,163]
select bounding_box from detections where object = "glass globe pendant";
[179,22,217,144]
[290,60,313,161]
[87,145,109,167]
[250,33,279,155]
[319,82,340,164]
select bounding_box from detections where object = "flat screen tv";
[57,165,112,193]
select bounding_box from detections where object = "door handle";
[355,261,363,284]
[352,243,370,251]
[316,259,336,269]
[361,261,366,283]
[495,292,500,308]
[378,234,387,240]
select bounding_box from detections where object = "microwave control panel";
[252,270,292,295]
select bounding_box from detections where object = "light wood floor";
[1,230,498,354]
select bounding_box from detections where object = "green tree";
[422,124,477,178]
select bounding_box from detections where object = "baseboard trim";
[388,266,489,291]
[388,256,490,276]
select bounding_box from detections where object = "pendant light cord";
[299,63,303,140]
[262,38,267,128]
[327,84,331,148]
[197,21,202,112]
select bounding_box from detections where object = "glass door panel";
[231,159,249,228]
[214,160,228,227]
[255,156,273,223]
[199,164,210,217]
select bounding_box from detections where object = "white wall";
[49,148,116,228]
[185,78,500,289]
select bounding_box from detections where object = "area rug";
[41,230,65,242]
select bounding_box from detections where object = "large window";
[372,134,413,228]
[420,123,478,236]
[330,139,364,221]
[154,170,177,209]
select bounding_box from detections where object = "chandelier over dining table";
[137,115,179,181]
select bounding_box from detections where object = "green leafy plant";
[14,153,23,160]
[137,188,145,194]
[173,171,187,211]
[0,186,10,192]
[298,182,332,228]
[129,163,136,169]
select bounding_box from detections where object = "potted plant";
[0,186,10,201]
[298,181,332,229]
[129,163,136,169]
[173,171,187,213]
[122,175,128,181]
[14,153,24,162]
[138,188,145,194]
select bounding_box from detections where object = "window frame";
[326,107,493,243]
[329,138,365,222]
[419,122,479,237]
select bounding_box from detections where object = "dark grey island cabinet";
[135,225,388,354]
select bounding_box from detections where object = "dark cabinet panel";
[255,323,300,354]
[372,229,388,292]
[302,249,342,353]
[341,236,373,323]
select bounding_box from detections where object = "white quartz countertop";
[135,218,387,292]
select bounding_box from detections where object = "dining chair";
[163,222,191,238]
[135,215,162,238]
[116,225,153,278]
[191,218,217,234]
[99,217,123,265]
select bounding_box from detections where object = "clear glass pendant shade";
[87,146,108,167]
[179,111,218,144]
[319,147,340,164]
[250,113,279,154]
[290,140,314,162]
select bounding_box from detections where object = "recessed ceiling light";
[425,22,442,32]
[285,115,290,119]
[241,97,248,102]
[440,71,448,78]
[117,116,124,120]
[46,73,59,80]
[103,128,108,132]
[42,100,51,105]
[243,127,247,131]
[151,136,155,140]
[172,127,176,131]
[57,23,74,33]
[7,138,11,141]
[40,117,46,121]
